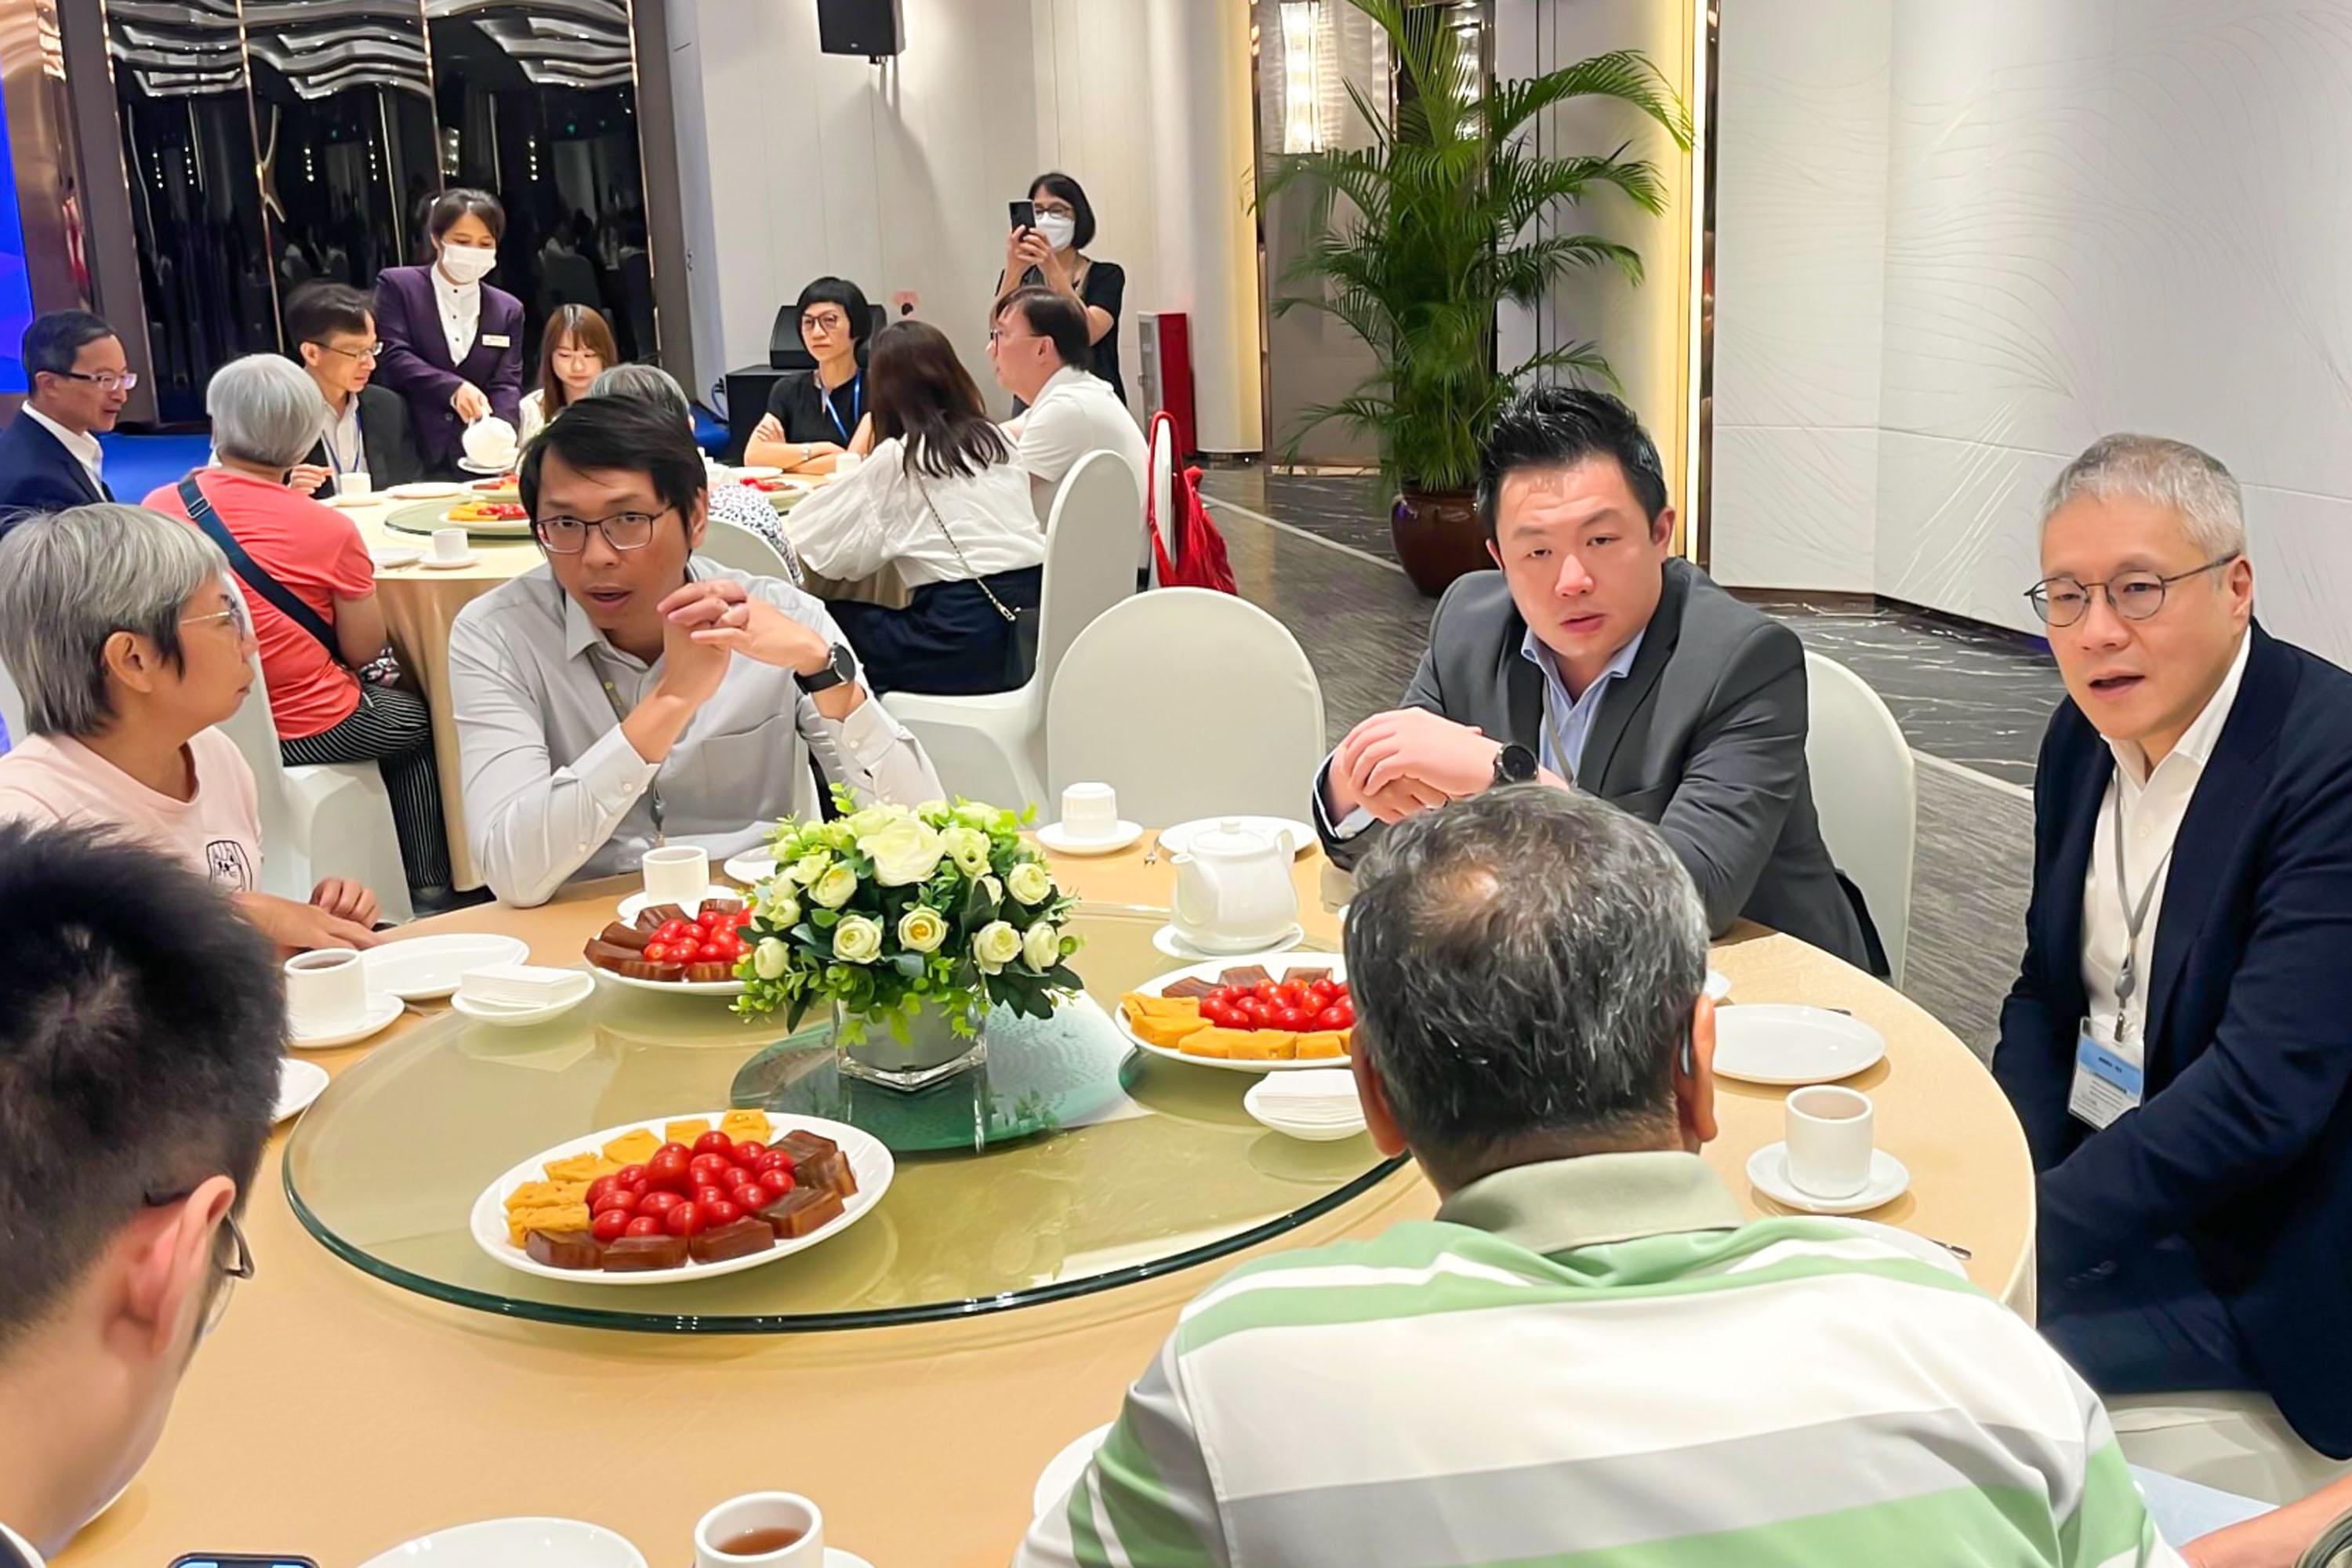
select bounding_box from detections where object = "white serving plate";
[1156,815,1316,859]
[724,849,779,885]
[1116,955,1350,1074]
[364,933,530,1000]
[470,1110,891,1286]
[452,970,596,1027]
[383,481,467,501]
[594,967,746,997]
[274,1057,331,1121]
[1712,1004,1886,1085]
[438,504,533,536]
[358,1517,648,1568]
[616,884,743,924]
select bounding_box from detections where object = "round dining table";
[56,837,2034,1568]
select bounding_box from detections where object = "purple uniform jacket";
[371,263,526,472]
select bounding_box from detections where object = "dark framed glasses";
[143,1189,255,1341]
[2024,555,2238,627]
[532,508,672,554]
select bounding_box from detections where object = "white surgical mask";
[1035,213,1077,252]
[439,243,497,285]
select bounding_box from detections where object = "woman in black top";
[746,275,874,474]
[995,172,1125,407]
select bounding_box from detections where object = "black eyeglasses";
[314,342,383,364]
[532,507,673,554]
[801,311,849,335]
[2024,554,2238,627]
[60,368,139,392]
[143,1189,255,1341]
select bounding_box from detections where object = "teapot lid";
[1190,817,1283,857]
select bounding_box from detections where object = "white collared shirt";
[445,560,940,907]
[0,1519,45,1566]
[23,406,103,491]
[2081,631,2252,1061]
[321,392,364,475]
[1014,365,1148,525]
[431,264,481,363]
[1521,624,1646,783]
[782,441,1045,588]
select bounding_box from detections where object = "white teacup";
[1785,1084,1875,1199]
[335,469,372,499]
[642,844,711,908]
[284,949,368,1037]
[693,1491,824,1568]
[1058,782,1120,841]
[832,451,862,477]
[430,525,470,564]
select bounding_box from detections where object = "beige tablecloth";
[57,844,2031,1568]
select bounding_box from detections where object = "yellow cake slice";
[1131,1011,1213,1051]
[719,1109,773,1144]
[601,1128,661,1167]
[1181,1026,1251,1059]
[1295,1030,1350,1060]
[1125,993,1203,1020]
[1233,1030,1298,1062]
[664,1118,713,1147]
[505,1201,590,1247]
[503,1178,590,1213]
[542,1152,623,1185]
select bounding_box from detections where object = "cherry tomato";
[665,1202,706,1237]
[641,942,669,964]
[1303,982,1336,1011]
[586,1175,619,1209]
[758,1168,796,1199]
[733,1140,768,1167]
[1276,981,1307,1007]
[713,933,745,960]
[754,1149,797,1178]
[647,1147,693,1191]
[624,1214,665,1237]
[1274,1005,1309,1032]
[592,1210,630,1243]
[688,1152,733,1185]
[730,909,756,928]
[1253,981,1282,1004]
[656,920,695,946]
[691,1183,729,1209]
[1331,980,1349,1000]
[705,1198,743,1227]
[1316,1003,1353,1031]
[594,1189,640,1218]
[1200,1002,1232,1029]
[637,1189,684,1217]
[730,1178,767,1209]
[1243,996,1275,1025]
[693,1131,736,1157]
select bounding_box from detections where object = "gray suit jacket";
[1317,561,1875,969]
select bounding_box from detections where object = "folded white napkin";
[459,963,578,1008]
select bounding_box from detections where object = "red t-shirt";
[146,470,372,741]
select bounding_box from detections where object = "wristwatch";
[1490,742,1540,788]
[795,643,857,695]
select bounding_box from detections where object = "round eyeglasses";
[532,508,671,554]
[2024,555,2238,627]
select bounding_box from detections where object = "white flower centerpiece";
[735,793,1084,1090]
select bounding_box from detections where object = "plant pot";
[835,996,988,1092]
[1390,487,1490,596]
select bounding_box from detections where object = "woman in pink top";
[0,503,382,950]
[145,354,449,902]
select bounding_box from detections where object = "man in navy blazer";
[370,192,526,477]
[1996,433,2352,1457]
[0,311,126,535]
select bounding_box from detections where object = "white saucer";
[1244,1073,1367,1141]
[458,457,517,476]
[365,932,532,1000]
[1705,968,1731,1002]
[358,1517,647,1568]
[1152,922,1305,961]
[617,884,741,924]
[1036,820,1144,855]
[383,481,467,500]
[451,971,595,1028]
[326,492,384,511]
[1158,815,1316,858]
[1714,1004,1886,1084]
[288,992,403,1051]
[1747,1142,1911,1215]
[418,552,478,569]
[274,1056,330,1120]
[827,1552,876,1568]
[723,849,778,886]
[370,546,423,570]
[1034,1422,1114,1518]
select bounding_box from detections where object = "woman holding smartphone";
[993,171,1125,408]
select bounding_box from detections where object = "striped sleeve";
[1013,1335,1229,1568]
[2063,1378,2190,1568]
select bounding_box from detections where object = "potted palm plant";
[1262,0,1691,594]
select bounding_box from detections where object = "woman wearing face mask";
[518,303,618,445]
[993,171,1125,411]
[372,187,526,478]
[745,276,875,474]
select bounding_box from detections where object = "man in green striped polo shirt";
[1018,787,2183,1567]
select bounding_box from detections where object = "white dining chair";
[216,652,415,924]
[1147,416,1178,585]
[1803,652,1915,985]
[882,451,1140,811]
[2110,1391,2352,1509]
[1047,588,1326,827]
[696,513,794,581]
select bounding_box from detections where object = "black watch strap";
[1492,742,1540,787]
[796,642,855,695]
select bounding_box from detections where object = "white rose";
[972,920,1022,972]
[942,825,992,877]
[811,864,859,909]
[955,801,996,828]
[1006,861,1053,906]
[859,816,946,887]
[832,914,884,964]
[844,804,899,837]
[753,937,790,980]
[979,873,1004,906]
[898,906,948,953]
[1022,921,1061,972]
[789,852,831,886]
[757,882,800,927]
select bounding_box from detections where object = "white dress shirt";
[445,559,940,907]
[432,265,482,363]
[0,1519,44,1566]
[23,406,103,491]
[783,441,1045,588]
[2082,630,2251,1061]
[321,392,364,475]
[1014,365,1149,524]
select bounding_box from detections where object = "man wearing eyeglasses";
[0,311,128,534]
[0,821,278,1564]
[284,281,424,495]
[447,395,940,908]
[1996,434,2352,1460]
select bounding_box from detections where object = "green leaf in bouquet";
[811,908,838,928]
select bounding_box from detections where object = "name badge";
[481,332,512,348]
[2068,1024,2144,1131]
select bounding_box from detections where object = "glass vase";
[835,996,988,1091]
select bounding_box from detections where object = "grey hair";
[590,363,690,426]
[208,354,328,468]
[1343,786,1709,1181]
[2041,434,2247,560]
[0,504,231,738]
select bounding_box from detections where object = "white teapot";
[1171,819,1299,954]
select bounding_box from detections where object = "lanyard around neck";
[818,372,861,445]
[2108,780,2176,1040]
[590,652,664,844]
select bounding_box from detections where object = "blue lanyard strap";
[819,372,861,445]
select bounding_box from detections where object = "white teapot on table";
[1171,819,1299,954]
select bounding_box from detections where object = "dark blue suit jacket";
[1995,622,2352,1454]
[370,263,526,474]
[0,409,111,535]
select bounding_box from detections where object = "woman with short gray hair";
[588,364,804,585]
[141,353,452,904]
[0,503,386,951]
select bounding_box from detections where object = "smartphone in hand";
[1009,199,1036,234]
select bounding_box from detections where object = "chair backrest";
[1803,652,1916,984]
[210,653,307,901]
[696,514,793,581]
[1147,414,1179,571]
[1034,449,1142,696]
[1047,588,1326,826]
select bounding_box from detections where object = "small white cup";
[1785,1084,1875,1199]
[641,844,711,908]
[1059,781,1119,840]
[430,525,470,563]
[335,469,372,499]
[832,451,862,477]
[693,1492,824,1568]
[284,949,368,1036]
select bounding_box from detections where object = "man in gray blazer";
[1315,388,1878,971]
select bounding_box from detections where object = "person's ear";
[122,1176,234,1357]
[101,630,162,695]
[684,492,709,553]
[2226,554,2255,624]
[297,343,321,372]
[1650,505,1677,554]
[1351,1045,1408,1159]
[1673,994,1719,1150]
[1486,538,1504,572]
